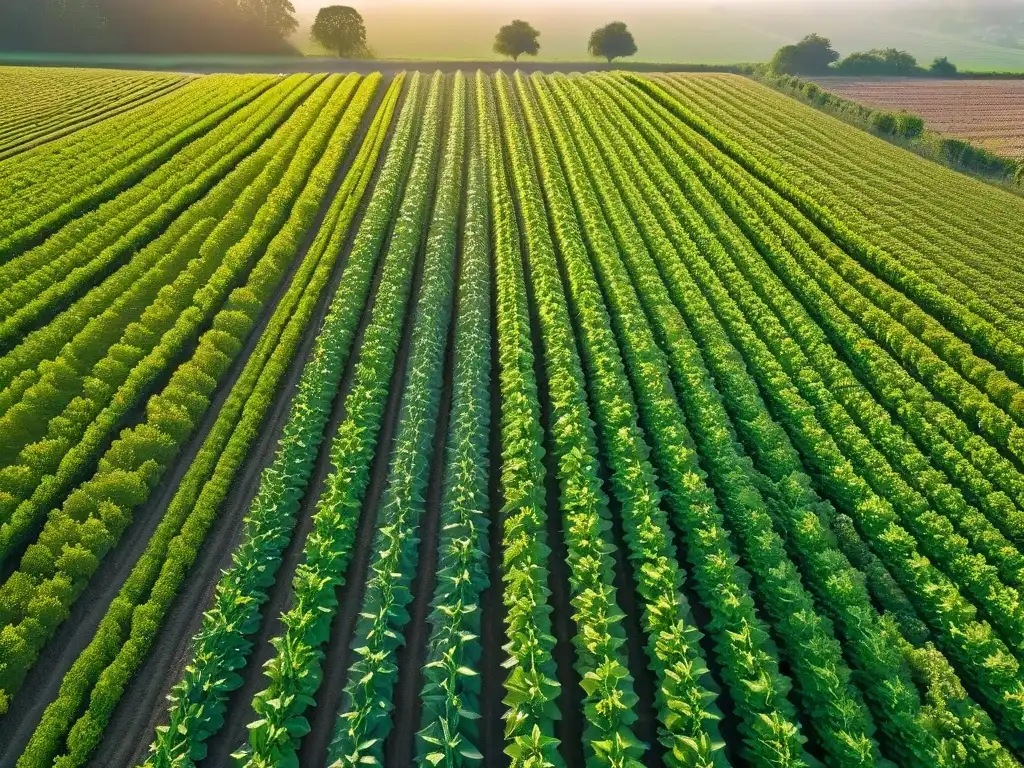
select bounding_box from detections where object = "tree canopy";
[769,33,840,75]
[493,20,540,61]
[238,0,298,39]
[930,56,958,76]
[311,5,368,57]
[588,21,637,63]
[834,47,922,75]
[0,0,297,53]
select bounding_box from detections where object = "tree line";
[770,34,960,77]
[311,14,641,63]
[493,19,638,63]
[0,2,641,63]
[0,0,300,54]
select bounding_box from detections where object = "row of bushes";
[758,72,925,138]
[753,71,1021,186]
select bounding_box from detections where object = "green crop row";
[0,75,309,345]
[0,75,349,529]
[0,74,335,572]
[0,75,273,264]
[630,76,1024,668]
[235,71,444,768]
[607,75,1024,742]
[648,75,1024,417]
[661,75,1024,326]
[328,71,466,768]
[416,74,492,768]
[0,75,187,161]
[12,73,389,768]
[0,73,359,714]
[0,71,185,159]
[141,73,414,768]
[475,73,561,768]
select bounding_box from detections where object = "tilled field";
[815,76,1024,157]
[0,68,1023,768]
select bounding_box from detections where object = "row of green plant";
[327,71,466,768]
[665,75,1024,317]
[647,76,1024,607]
[0,75,305,347]
[140,72,414,768]
[0,73,355,714]
[415,74,492,767]
[665,92,1024,573]
[475,74,561,767]
[582,71,998,764]
[0,74,333,574]
[537,70,895,766]
[235,71,445,768]
[0,83,294,428]
[755,71,1021,184]
[649,76,1024,455]
[0,74,188,161]
[13,72,388,768]
[612,75,1024,740]
[496,70,645,766]
[0,71,177,142]
[651,75,1024,523]
[0,75,347,483]
[0,72,170,148]
[581,72,1018,766]
[0,70,168,146]
[0,74,273,264]
[0,74,244,288]
[529,70,816,766]
[550,69,830,766]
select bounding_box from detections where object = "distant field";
[0,67,188,160]
[2,65,1024,768]
[816,76,1024,158]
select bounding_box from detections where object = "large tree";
[588,21,637,63]
[769,33,840,75]
[311,6,367,56]
[493,20,540,62]
[237,0,298,38]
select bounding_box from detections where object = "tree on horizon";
[588,21,637,63]
[494,19,541,62]
[311,5,368,57]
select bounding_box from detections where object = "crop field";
[814,77,1024,158]
[0,67,190,161]
[0,67,1023,768]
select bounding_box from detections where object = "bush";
[870,110,897,134]
[895,112,924,138]
[930,56,958,77]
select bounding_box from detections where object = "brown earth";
[814,77,1024,158]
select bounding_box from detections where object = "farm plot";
[814,76,1024,158]
[1,67,1024,768]
[0,67,189,160]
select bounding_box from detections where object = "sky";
[288,0,1024,70]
